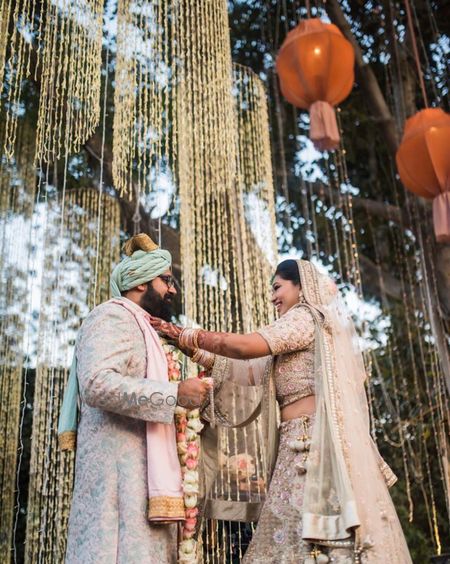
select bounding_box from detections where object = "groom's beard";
[140,283,174,321]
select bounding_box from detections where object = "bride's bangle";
[191,348,216,370]
[191,348,202,363]
[179,328,201,350]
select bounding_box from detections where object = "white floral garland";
[165,345,204,564]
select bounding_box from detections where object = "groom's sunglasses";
[158,275,175,289]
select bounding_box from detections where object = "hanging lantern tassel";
[433,192,450,243]
[276,19,355,152]
[396,108,450,243]
[309,100,340,151]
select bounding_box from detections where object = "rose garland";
[165,344,204,564]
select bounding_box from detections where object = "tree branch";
[306,180,409,226]
[359,254,401,301]
[325,0,400,156]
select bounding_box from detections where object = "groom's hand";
[177,378,212,409]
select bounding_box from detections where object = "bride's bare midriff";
[281,394,316,422]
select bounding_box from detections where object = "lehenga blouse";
[257,304,315,409]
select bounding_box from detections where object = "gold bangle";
[179,328,201,350]
[192,329,200,350]
[179,328,193,349]
[191,348,202,363]
[204,353,216,371]
[190,348,216,370]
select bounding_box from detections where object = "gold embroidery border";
[148,496,185,520]
[58,431,76,451]
[298,259,321,304]
[201,355,229,422]
[379,459,398,488]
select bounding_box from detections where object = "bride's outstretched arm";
[150,304,315,362]
[148,316,270,359]
[197,330,270,359]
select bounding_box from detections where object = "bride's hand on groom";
[149,316,196,357]
[149,315,183,341]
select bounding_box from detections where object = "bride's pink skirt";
[243,414,355,563]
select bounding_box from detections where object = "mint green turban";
[110,248,172,297]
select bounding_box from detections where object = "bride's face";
[271,275,300,316]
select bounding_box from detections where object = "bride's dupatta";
[298,260,411,562]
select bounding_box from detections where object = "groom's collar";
[110,296,151,321]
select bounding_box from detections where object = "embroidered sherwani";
[65,300,179,564]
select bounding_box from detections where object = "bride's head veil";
[298,260,407,561]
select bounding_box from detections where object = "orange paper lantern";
[276,18,355,151]
[396,108,450,243]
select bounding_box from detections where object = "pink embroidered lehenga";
[199,260,412,563]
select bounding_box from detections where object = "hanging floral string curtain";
[113,0,176,198]
[175,3,278,557]
[233,63,277,331]
[35,0,103,163]
[0,123,36,560]
[177,0,239,332]
[0,0,36,159]
[25,189,120,562]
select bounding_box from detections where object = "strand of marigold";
[166,348,203,563]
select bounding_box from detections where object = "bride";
[150,259,412,563]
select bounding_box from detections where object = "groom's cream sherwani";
[65,300,179,564]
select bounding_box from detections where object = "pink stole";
[111,298,185,522]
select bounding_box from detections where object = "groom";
[60,234,211,564]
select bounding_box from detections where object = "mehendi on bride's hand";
[148,315,183,341]
[197,329,270,359]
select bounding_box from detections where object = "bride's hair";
[273,259,300,285]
